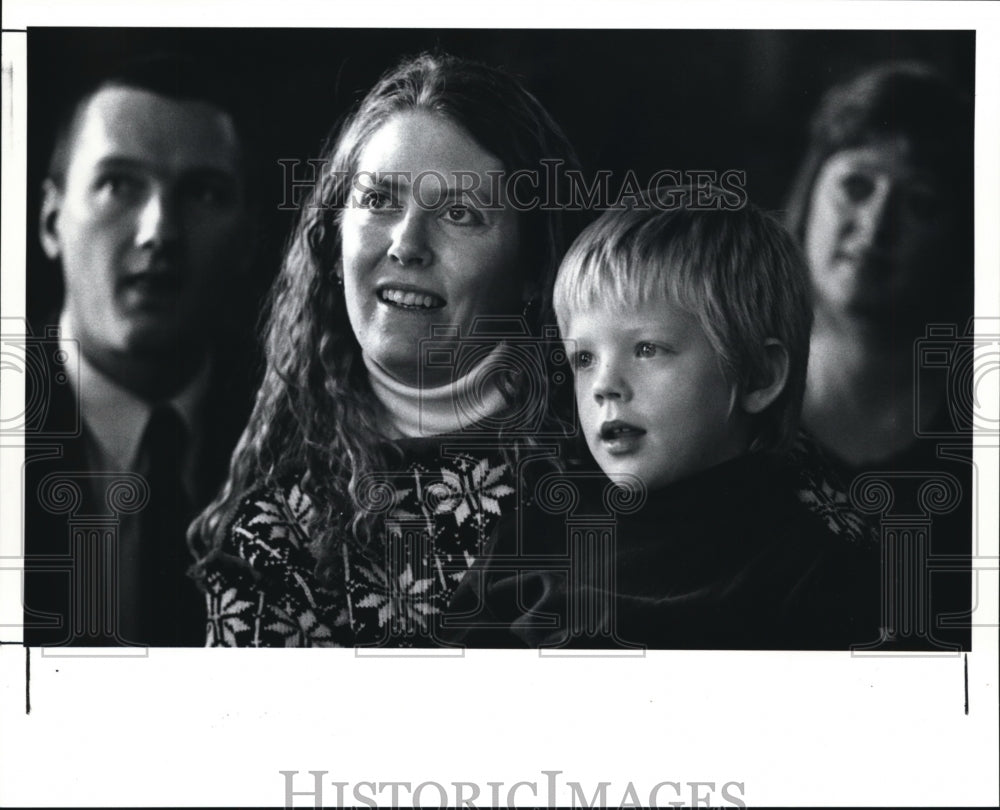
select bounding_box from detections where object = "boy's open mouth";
[598,420,646,454]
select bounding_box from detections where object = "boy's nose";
[592,363,630,404]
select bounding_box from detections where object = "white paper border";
[1,2,997,807]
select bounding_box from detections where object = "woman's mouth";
[378,287,446,310]
[598,420,646,455]
[836,250,892,274]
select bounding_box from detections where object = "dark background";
[26,28,975,327]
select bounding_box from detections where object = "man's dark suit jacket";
[21,326,256,647]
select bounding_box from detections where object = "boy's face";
[564,294,749,491]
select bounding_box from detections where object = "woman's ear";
[740,339,790,415]
[519,278,543,325]
[521,278,541,304]
[39,179,63,260]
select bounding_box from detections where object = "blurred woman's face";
[340,110,523,387]
[804,136,955,325]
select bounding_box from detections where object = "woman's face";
[803,136,955,325]
[340,110,523,387]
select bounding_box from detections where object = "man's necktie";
[135,404,205,645]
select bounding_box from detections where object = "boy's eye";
[571,350,594,370]
[635,342,658,358]
[442,204,483,226]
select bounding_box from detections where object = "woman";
[786,62,974,649]
[787,62,973,468]
[190,52,581,647]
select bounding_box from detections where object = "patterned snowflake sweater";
[203,437,518,647]
[201,432,873,647]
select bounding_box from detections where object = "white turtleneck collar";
[363,345,511,438]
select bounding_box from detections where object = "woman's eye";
[903,187,939,220]
[442,204,482,226]
[635,342,658,358]
[572,350,594,370]
[193,186,220,205]
[841,173,875,202]
[356,188,396,210]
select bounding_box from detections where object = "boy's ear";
[40,179,64,261]
[740,339,790,415]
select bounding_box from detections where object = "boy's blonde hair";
[553,188,812,453]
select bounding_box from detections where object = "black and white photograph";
[1,1,997,807]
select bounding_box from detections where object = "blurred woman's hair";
[190,52,582,583]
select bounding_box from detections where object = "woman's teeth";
[379,289,443,309]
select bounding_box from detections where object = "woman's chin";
[368,348,456,388]
[816,275,894,324]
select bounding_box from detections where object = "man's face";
[41,85,251,366]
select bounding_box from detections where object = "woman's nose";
[592,361,631,404]
[854,180,895,250]
[388,207,432,266]
[135,188,180,251]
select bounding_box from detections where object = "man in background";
[24,55,259,646]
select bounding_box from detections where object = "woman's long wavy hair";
[190,52,582,583]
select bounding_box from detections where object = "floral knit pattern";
[786,431,875,546]
[204,452,515,647]
[202,433,871,647]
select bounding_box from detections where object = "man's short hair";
[46,52,260,199]
[553,188,813,453]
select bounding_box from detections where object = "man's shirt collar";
[58,309,210,474]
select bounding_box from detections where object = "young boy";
[555,188,807,492]
[445,188,880,649]
[531,188,880,649]
[438,187,882,652]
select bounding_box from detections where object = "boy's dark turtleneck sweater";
[446,452,881,650]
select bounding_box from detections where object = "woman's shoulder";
[780,432,879,548]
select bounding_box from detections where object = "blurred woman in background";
[786,62,974,648]
[787,62,973,471]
